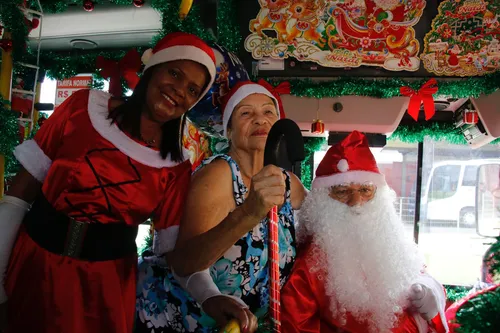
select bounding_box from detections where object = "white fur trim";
[337,159,349,172]
[153,225,179,255]
[87,90,186,168]
[141,48,153,65]
[13,139,52,183]
[312,170,386,189]
[223,84,279,137]
[143,45,216,107]
[413,314,429,333]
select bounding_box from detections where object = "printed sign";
[55,75,93,107]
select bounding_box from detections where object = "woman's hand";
[241,165,286,220]
[202,296,258,333]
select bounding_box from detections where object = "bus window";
[429,165,461,200]
[419,138,500,285]
[462,165,479,187]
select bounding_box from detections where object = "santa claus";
[281,131,449,333]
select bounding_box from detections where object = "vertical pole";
[0,32,13,101]
[29,81,42,137]
[413,142,424,244]
[0,31,14,199]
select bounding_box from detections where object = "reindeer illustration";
[285,0,327,48]
[250,0,291,43]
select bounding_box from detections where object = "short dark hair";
[108,65,186,162]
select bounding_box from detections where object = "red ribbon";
[400,79,439,121]
[96,49,142,97]
[257,79,291,119]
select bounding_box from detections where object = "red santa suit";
[3,32,218,333]
[282,242,448,333]
[281,131,449,333]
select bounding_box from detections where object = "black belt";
[23,195,138,262]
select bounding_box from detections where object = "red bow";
[400,79,439,121]
[257,79,290,119]
[96,49,142,97]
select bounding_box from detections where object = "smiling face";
[227,93,279,151]
[144,59,209,123]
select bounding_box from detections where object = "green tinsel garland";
[389,122,467,145]
[454,237,500,333]
[0,0,28,62]
[215,0,241,53]
[279,72,500,99]
[301,137,327,190]
[445,285,473,303]
[455,287,500,333]
[389,121,500,145]
[484,237,500,280]
[0,98,20,176]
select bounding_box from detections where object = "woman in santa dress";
[0,32,216,333]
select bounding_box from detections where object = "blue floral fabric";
[135,154,296,332]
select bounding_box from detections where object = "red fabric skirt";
[5,227,137,333]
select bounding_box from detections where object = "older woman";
[0,32,216,333]
[136,81,307,332]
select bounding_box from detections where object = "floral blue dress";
[135,154,297,332]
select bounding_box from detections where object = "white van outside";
[421,159,500,227]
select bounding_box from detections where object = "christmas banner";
[421,0,499,77]
[245,0,426,71]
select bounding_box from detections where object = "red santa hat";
[141,32,217,105]
[312,130,386,189]
[221,80,286,137]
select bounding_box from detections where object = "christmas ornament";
[311,99,325,134]
[95,48,142,97]
[178,0,193,20]
[0,39,13,52]
[463,109,479,124]
[83,0,95,12]
[23,16,40,34]
[400,79,439,121]
[133,0,145,8]
[311,119,325,134]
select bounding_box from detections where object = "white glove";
[172,268,248,308]
[409,283,439,321]
[0,195,30,303]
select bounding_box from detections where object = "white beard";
[297,186,425,333]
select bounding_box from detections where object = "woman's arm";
[167,159,260,276]
[6,167,42,202]
[168,161,286,277]
[290,172,307,210]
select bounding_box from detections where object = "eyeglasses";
[329,183,377,201]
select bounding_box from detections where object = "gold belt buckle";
[62,218,89,258]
